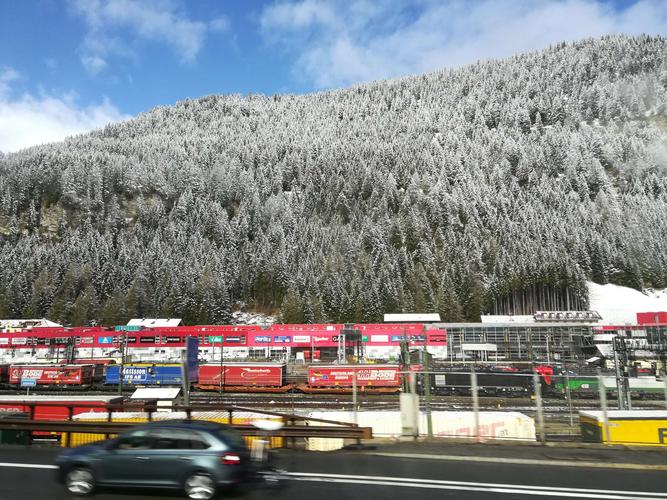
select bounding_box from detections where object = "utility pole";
[471,365,479,441]
[533,371,546,444]
[423,325,433,438]
[597,369,610,443]
[181,349,190,406]
[612,337,631,410]
[219,338,223,396]
[117,335,126,396]
[612,337,625,410]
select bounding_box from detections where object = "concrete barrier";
[306,411,535,451]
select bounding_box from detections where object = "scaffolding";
[437,322,597,364]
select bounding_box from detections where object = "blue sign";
[274,336,291,343]
[99,336,114,344]
[254,336,271,343]
[391,335,405,342]
[21,378,37,387]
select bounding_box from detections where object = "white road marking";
[286,472,667,499]
[0,462,58,469]
[0,462,665,499]
[365,452,667,471]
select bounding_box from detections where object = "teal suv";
[56,420,251,499]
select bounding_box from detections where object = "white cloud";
[0,67,20,97]
[0,68,130,153]
[82,55,108,74]
[260,0,667,89]
[70,0,228,73]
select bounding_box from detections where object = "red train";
[9,364,97,385]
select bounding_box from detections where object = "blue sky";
[1,0,666,152]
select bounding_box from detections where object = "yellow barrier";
[60,415,284,449]
[580,410,667,446]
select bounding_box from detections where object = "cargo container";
[9,364,96,385]
[198,363,287,388]
[104,363,198,385]
[307,365,401,388]
[0,395,124,438]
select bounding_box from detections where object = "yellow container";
[61,411,284,449]
[580,410,667,446]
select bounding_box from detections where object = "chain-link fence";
[385,367,667,444]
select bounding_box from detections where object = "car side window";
[116,431,152,450]
[148,429,211,450]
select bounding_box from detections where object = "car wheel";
[65,466,95,496]
[184,472,217,500]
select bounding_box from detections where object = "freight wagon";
[104,363,198,386]
[553,375,666,399]
[303,365,402,393]
[8,364,97,386]
[197,363,289,392]
[0,395,123,438]
[424,366,555,397]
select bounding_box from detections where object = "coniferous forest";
[0,35,666,326]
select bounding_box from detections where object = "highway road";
[0,445,666,500]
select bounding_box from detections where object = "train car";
[0,395,123,419]
[197,363,289,392]
[554,375,666,399]
[8,364,96,386]
[303,364,401,393]
[104,363,198,386]
[426,365,554,397]
[0,395,123,438]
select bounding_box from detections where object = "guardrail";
[0,419,372,440]
[0,399,372,447]
[0,400,361,427]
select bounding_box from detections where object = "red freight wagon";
[0,395,124,438]
[9,364,96,385]
[307,365,401,388]
[0,395,123,420]
[198,363,289,392]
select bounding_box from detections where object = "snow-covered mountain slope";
[0,35,666,325]
[587,282,667,324]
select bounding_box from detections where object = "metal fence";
[314,367,667,446]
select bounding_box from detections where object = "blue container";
[105,364,198,385]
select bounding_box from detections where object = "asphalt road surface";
[0,445,666,500]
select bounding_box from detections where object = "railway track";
[1,389,662,412]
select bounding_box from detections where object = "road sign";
[20,378,37,387]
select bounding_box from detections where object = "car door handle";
[178,456,193,461]
[135,456,150,460]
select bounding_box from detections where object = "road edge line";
[363,452,667,471]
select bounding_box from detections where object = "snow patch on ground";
[587,281,667,324]
[232,310,276,326]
